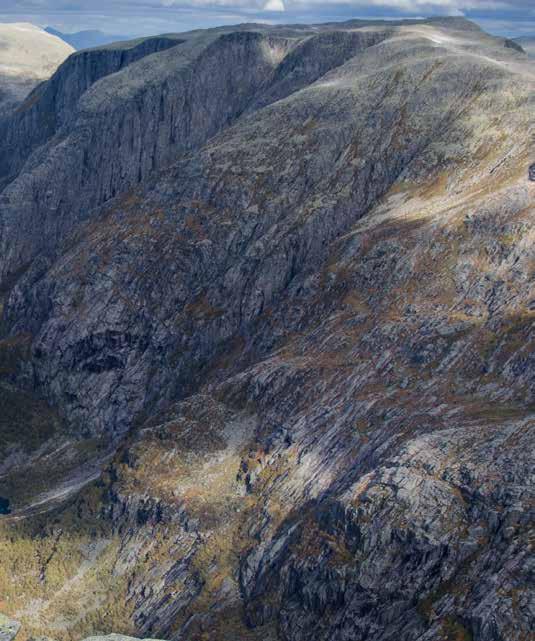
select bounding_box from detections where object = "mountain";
[0,16,534,641]
[45,27,130,50]
[0,23,73,116]
[514,36,535,57]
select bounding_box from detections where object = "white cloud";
[289,0,510,10]
[264,0,285,10]
[0,0,532,37]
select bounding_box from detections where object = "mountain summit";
[0,23,73,115]
[0,16,533,641]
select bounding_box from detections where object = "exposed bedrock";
[0,16,533,641]
[0,28,390,284]
[0,35,184,186]
[3,31,516,439]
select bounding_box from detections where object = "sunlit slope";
[0,23,73,114]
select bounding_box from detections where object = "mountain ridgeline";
[44,27,131,51]
[0,17,534,641]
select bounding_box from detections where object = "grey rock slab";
[0,615,20,641]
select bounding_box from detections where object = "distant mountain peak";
[44,26,129,50]
[0,22,73,116]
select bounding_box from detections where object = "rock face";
[0,32,184,190]
[0,16,533,641]
[0,624,162,641]
[0,615,20,641]
[514,36,535,57]
[83,636,163,641]
[0,23,73,117]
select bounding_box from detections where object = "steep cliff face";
[0,17,533,641]
[0,27,393,283]
[0,34,184,189]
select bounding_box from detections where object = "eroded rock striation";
[0,16,533,641]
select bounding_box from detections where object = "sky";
[0,0,534,39]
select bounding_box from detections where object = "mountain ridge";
[0,16,533,641]
[45,27,130,51]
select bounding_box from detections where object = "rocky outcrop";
[0,26,396,284]
[0,16,533,641]
[514,36,535,57]
[0,615,19,641]
[0,624,163,641]
[0,34,184,188]
[240,422,534,641]
[82,636,164,641]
